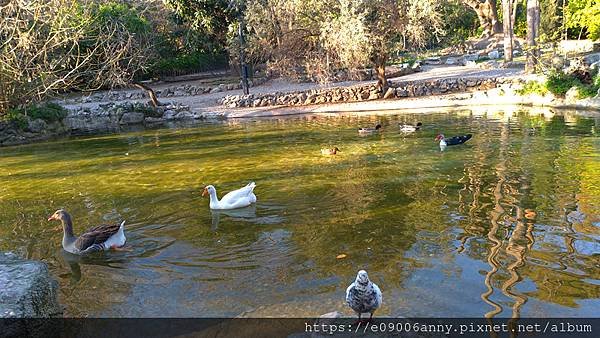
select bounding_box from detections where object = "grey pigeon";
[345,270,382,321]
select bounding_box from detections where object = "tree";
[526,0,540,73]
[461,0,502,37]
[0,0,157,114]
[164,0,235,53]
[564,0,600,40]
[333,0,445,91]
[502,0,514,63]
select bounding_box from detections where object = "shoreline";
[2,71,600,147]
[222,91,600,119]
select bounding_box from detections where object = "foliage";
[516,80,549,96]
[517,70,599,99]
[540,0,563,41]
[320,0,373,74]
[564,0,600,40]
[152,53,228,74]
[544,70,599,98]
[97,2,150,33]
[0,0,157,115]
[546,71,583,96]
[440,0,479,45]
[241,0,445,83]
[164,0,235,53]
[5,103,67,129]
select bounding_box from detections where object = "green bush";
[543,70,600,99]
[96,2,149,33]
[516,80,549,96]
[6,102,67,129]
[546,71,582,96]
[151,52,228,74]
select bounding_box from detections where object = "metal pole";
[238,13,249,95]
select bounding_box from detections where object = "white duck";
[202,182,257,210]
[400,122,422,133]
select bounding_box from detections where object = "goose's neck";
[208,189,220,205]
[61,213,76,246]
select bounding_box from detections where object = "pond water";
[0,108,599,318]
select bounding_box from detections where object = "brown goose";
[47,209,127,255]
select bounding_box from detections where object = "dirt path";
[60,64,528,116]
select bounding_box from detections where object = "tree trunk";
[488,0,503,34]
[373,53,388,93]
[502,0,514,62]
[463,0,502,37]
[526,0,540,72]
[511,0,519,32]
[133,82,160,108]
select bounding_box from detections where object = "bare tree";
[0,0,157,115]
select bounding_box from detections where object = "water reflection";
[0,108,598,317]
[210,205,257,230]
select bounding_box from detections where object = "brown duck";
[47,209,127,255]
[321,147,340,155]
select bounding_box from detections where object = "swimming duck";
[400,122,422,132]
[202,182,257,210]
[321,147,340,155]
[358,124,382,135]
[435,133,472,151]
[47,209,127,255]
[346,270,382,323]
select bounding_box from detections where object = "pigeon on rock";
[345,270,382,322]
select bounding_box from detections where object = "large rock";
[583,52,600,66]
[0,252,61,318]
[119,112,145,125]
[565,86,581,101]
[27,118,47,133]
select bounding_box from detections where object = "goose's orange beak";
[47,214,56,221]
[202,187,208,197]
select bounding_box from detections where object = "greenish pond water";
[0,108,599,318]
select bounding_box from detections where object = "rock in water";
[0,252,62,318]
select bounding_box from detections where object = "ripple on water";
[1,109,599,317]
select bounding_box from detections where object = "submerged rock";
[0,252,61,318]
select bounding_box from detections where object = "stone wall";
[0,119,69,147]
[64,77,268,104]
[221,77,521,108]
[1,101,219,147]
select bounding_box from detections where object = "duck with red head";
[435,133,472,151]
[47,209,127,255]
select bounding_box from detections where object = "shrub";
[516,80,548,96]
[546,71,582,96]
[151,52,228,75]
[6,103,67,130]
[545,70,600,99]
[96,2,150,34]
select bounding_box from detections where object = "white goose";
[202,182,257,210]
